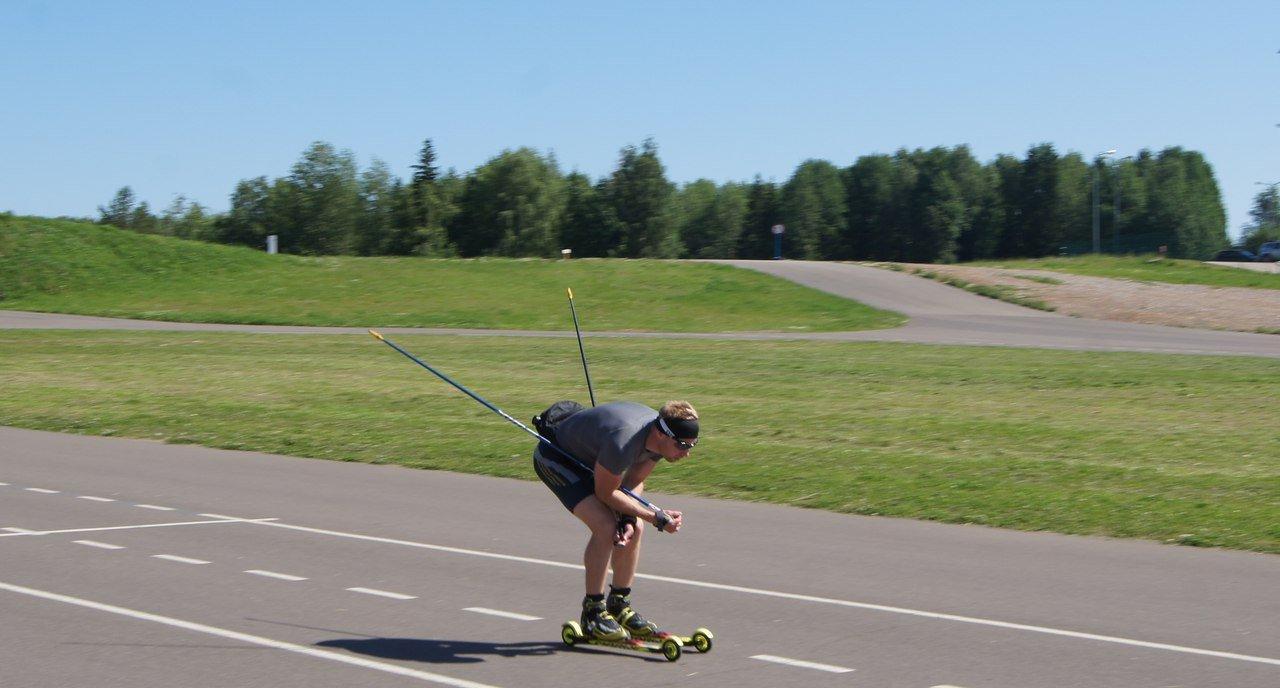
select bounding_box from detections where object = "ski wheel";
[691,629,713,653]
[561,622,580,647]
[661,637,682,662]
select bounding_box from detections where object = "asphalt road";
[2,428,1277,687]
[3,260,1277,358]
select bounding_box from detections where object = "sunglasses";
[671,436,698,451]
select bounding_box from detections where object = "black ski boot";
[581,596,629,642]
[607,589,665,639]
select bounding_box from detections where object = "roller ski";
[609,590,714,654]
[559,596,711,662]
[560,620,686,661]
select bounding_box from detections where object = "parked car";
[1211,249,1258,262]
[1257,241,1280,262]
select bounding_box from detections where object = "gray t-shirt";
[553,401,660,475]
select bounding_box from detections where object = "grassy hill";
[0,215,903,332]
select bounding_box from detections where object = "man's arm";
[620,458,657,494]
[595,462,680,533]
[593,465,656,522]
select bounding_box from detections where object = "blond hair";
[659,400,698,421]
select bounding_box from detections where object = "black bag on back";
[532,400,586,445]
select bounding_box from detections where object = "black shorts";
[532,443,595,512]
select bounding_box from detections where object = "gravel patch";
[896,264,1280,334]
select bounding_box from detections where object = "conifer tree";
[601,140,679,257]
[98,186,137,228]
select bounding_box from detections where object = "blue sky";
[3,1,1276,240]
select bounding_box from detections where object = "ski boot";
[581,597,629,642]
[607,591,666,639]
[608,591,714,654]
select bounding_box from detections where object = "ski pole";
[368,330,665,516]
[565,288,596,407]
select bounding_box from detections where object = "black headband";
[657,416,699,440]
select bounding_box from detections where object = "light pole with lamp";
[1092,149,1116,253]
[1112,155,1134,253]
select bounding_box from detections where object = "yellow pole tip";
[368,330,384,340]
[566,287,574,299]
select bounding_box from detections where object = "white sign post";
[771,224,785,260]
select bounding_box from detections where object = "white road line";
[751,654,854,673]
[347,587,417,601]
[3,527,37,534]
[0,517,278,538]
[244,570,307,582]
[0,580,500,688]
[0,482,9,486]
[463,607,541,621]
[77,496,116,502]
[152,554,210,565]
[134,504,176,511]
[241,517,1280,667]
[932,685,970,687]
[74,540,125,550]
[255,520,582,568]
[24,488,59,494]
[198,513,239,519]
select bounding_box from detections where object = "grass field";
[966,254,1280,290]
[1,330,1275,553]
[0,215,903,332]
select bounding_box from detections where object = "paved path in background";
[4,259,1276,357]
[3,427,1277,687]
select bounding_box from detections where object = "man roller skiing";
[532,400,699,642]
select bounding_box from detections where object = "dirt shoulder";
[891,263,1280,334]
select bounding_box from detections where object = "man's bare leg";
[572,496,618,595]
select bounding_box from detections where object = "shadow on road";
[316,637,560,663]
[317,636,671,664]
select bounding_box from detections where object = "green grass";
[968,254,1280,290]
[1,330,1275,552]
[0,215,903,332]
[1012,274,1065,285]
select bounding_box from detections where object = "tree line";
[98,138,1234,262]
[1240,183,1279,253]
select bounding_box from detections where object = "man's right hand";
[654,509,683,533]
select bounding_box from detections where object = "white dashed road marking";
[25,488,59,494]
[134,504,176,511]
[0,580,502,688]
[73,540,125,550]
[463,607,541,621]
[751,654,855,673]
[347,587,417,601]
[244,570,308,582]
[152,554,211,565]
[241,518,1280,666]
[77,496,116,502]
[0,517,279,538]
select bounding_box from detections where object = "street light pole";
[1113,156,1133,253]
[1092,149,1116,254]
